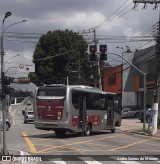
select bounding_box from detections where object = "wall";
[133,46,157,107]
[103,65,122,94]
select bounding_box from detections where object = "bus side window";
[86,93,105,110]
[86,93,92,110]
[72,91,78,109]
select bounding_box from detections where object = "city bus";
[34,84,122,136]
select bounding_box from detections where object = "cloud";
[0,0,159,90]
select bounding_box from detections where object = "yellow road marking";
[83,142,116,148]
[22,130,160,154]
[113,149,160,152]
[35,148,160,154]
[22,132,37,153]
[37,134,124,153]
[31,138,54,142]
[109,138,152,151]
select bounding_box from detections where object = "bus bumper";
[34,121,70,131]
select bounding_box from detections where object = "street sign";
[18,63,35,72]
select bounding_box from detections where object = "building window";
[108,73,116,85]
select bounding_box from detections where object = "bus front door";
[78,93,86,131]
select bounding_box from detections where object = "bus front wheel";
[84,124,91,136]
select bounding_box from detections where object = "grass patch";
[137,129,152,136]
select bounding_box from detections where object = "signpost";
[18,63,35,72]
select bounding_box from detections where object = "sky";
[0,0,159,91]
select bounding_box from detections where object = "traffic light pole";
[107,52,146,130]
[93,29,102,90]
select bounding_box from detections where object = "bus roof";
[68,85,116,95]
[37,84,116,95]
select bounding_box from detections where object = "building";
[102,45,159,110]
[102,64,122,95]
[132,45,157,109]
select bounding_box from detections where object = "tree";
[29,29,98,86]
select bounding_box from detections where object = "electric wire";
[92,0,130,29]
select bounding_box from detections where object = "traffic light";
[4,76,11,85]
[4,76,11,95]
[100,45,107,61]
[89,45,97,62]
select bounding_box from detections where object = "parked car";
[26,100,31,105]
[24,109,34,124]
[122,108,141,118]
[22,100,32,116]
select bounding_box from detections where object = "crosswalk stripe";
[79,157,102,164]
[83,161,102,164]
[52,160,67,164]
[51,159,160,164]
[119,161,146,164]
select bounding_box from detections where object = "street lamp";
[4,54,21,67]
[1,11,28,155]
[107,52,146,131]
[5,67,17,75]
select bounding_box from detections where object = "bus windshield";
[37,87,66,100]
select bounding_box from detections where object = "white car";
[24,110,34,124]
[122,108,140,118]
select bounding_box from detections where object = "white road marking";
[52,160,67,164]
[119,161,144,164]
[83,161,102,164]
[79,157,102,164]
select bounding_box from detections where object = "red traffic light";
[100,45,107,52]
[89,45,97,53]
[91,47,95,52]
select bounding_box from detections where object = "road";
[1,104,160,164]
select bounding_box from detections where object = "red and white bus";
[34,85,122,136]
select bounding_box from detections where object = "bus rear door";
[78,93,86,132]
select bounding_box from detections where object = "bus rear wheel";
[111,128,115,133]
[55,130,66,137]
[84,124,91,136]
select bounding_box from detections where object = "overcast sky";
[0,0,159,91]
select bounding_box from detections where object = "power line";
[93,0,130,29]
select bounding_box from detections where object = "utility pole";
[133,0,160,10]
[1,12,12,155]
[151,12,160,135]
[78,54,81,85]
[133,0,160,133]
[93,29,102,90]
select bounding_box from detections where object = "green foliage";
[29,29,101,86]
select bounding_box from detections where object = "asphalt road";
[1,104,160,164]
